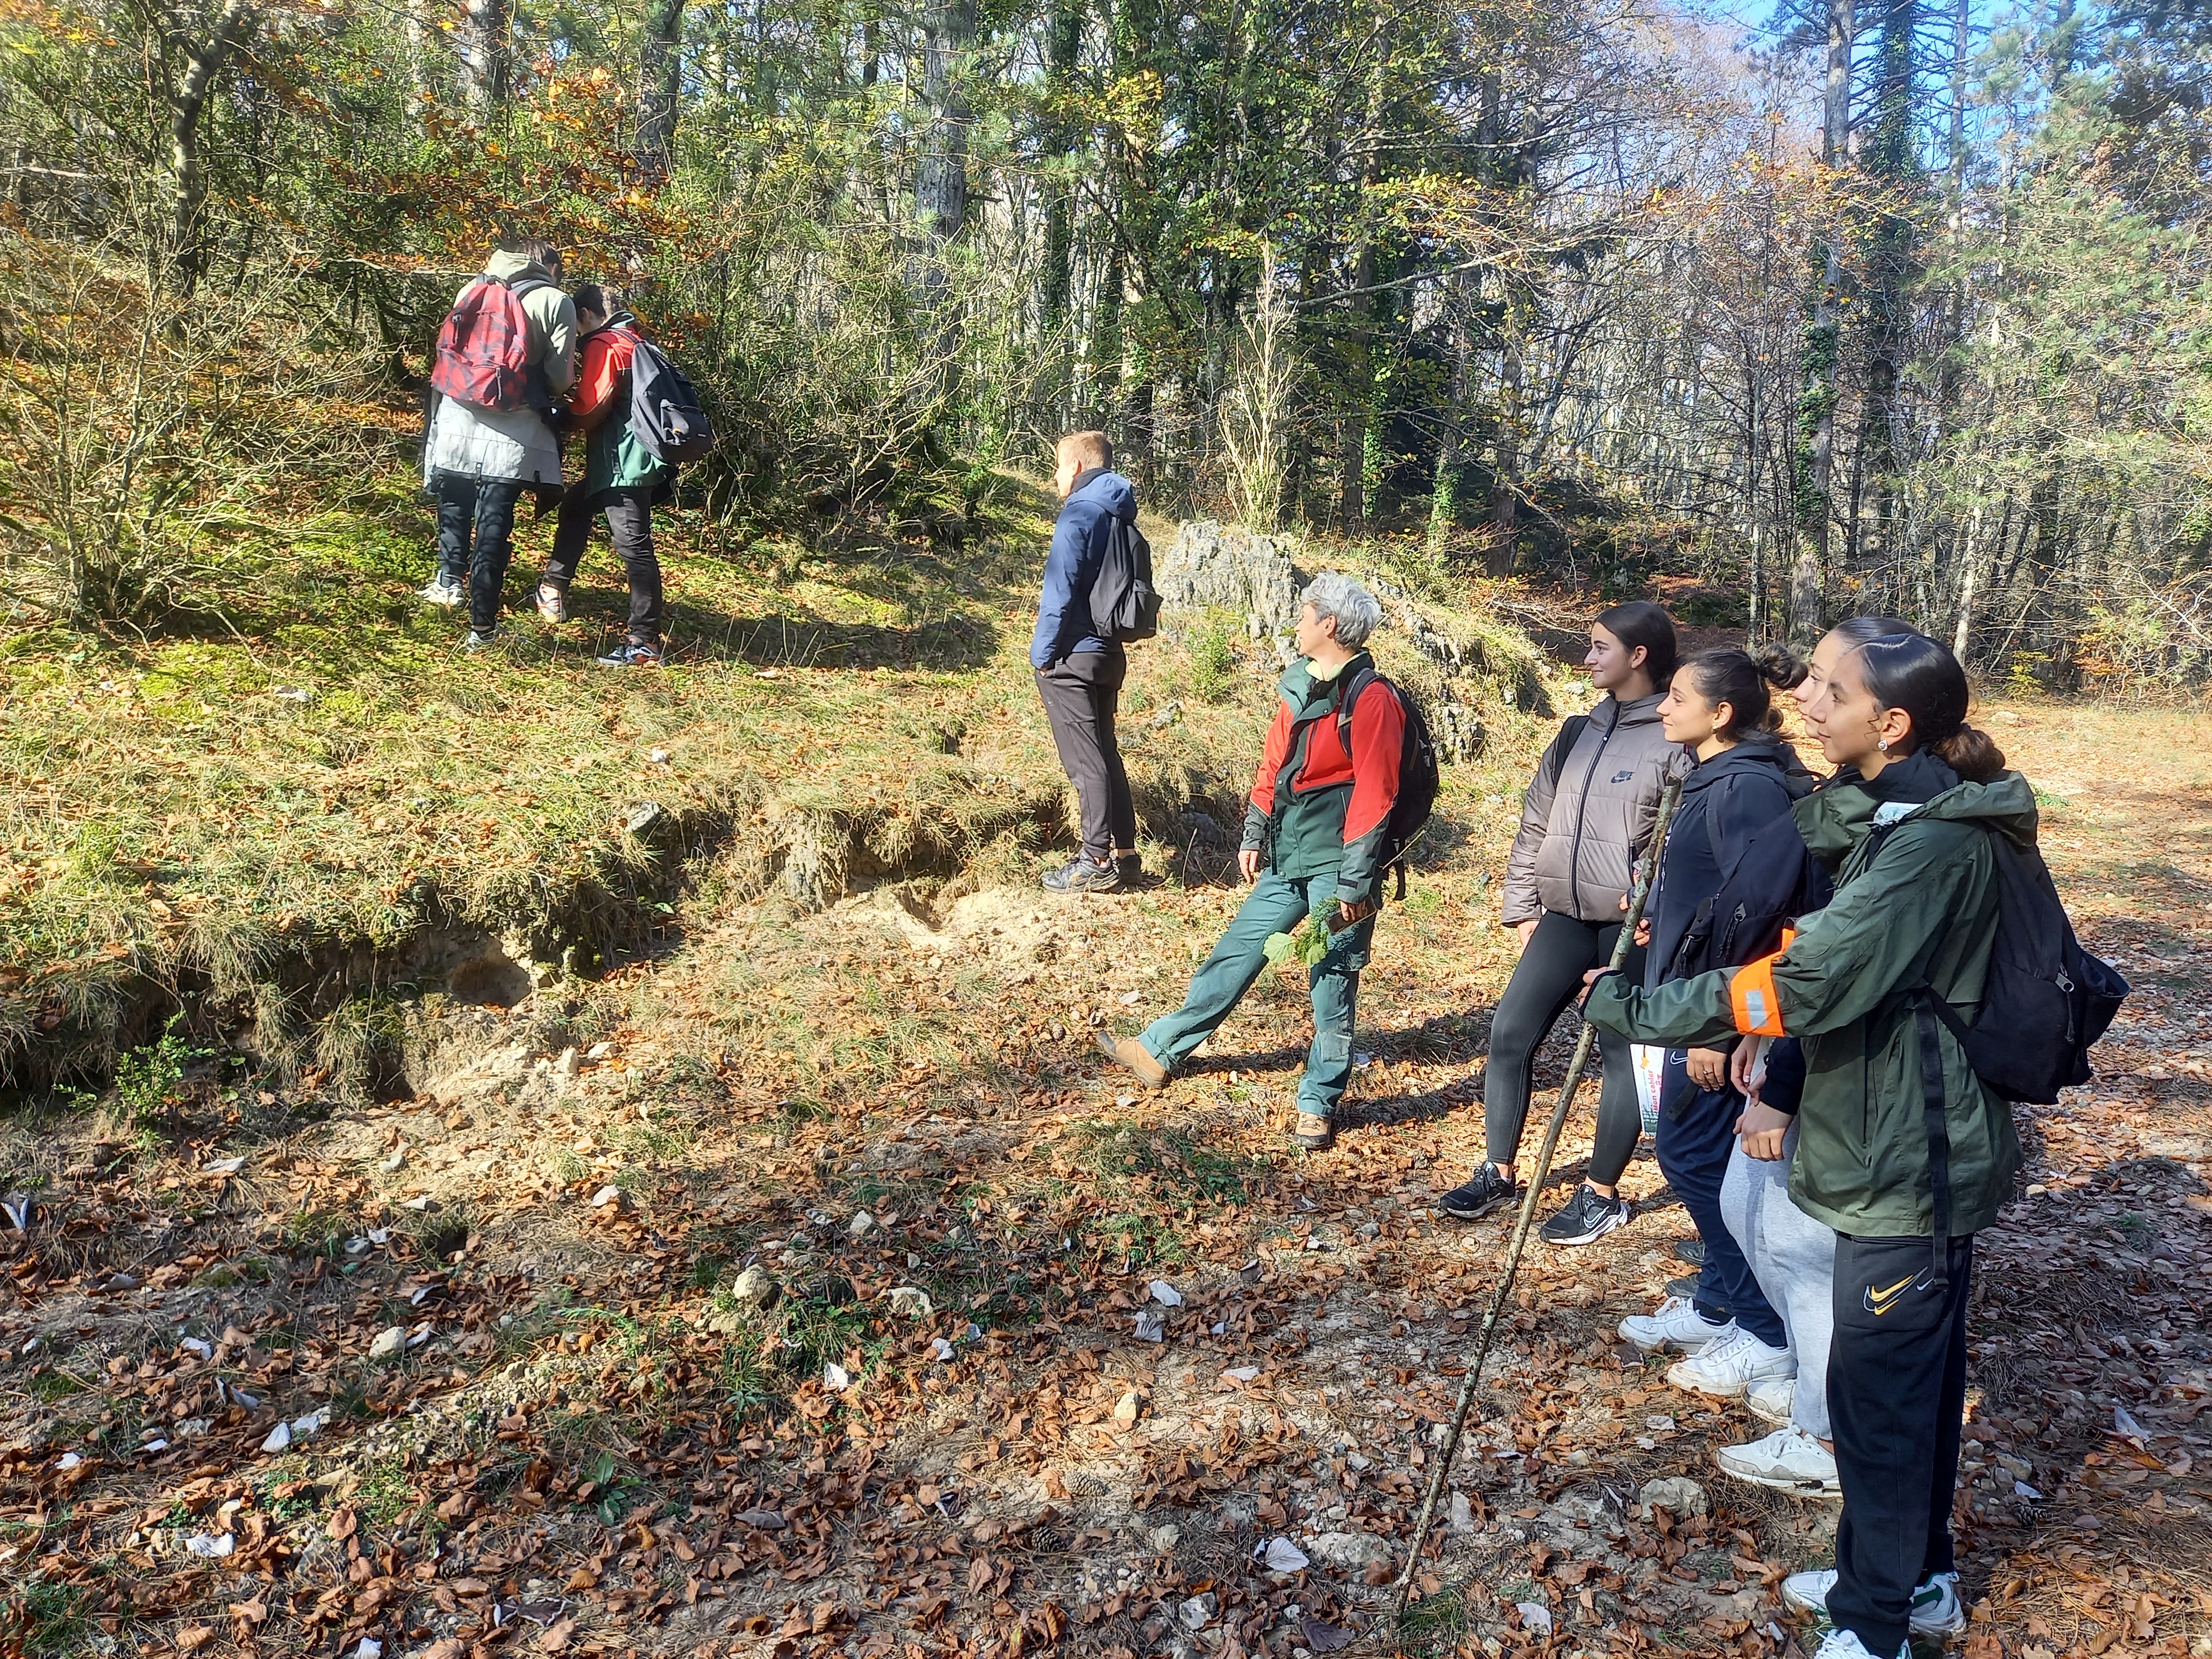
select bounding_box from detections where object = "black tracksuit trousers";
[1828,1232,1975,1658]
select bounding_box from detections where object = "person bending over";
[1097,574,1404,1152]
[534,283,671,667]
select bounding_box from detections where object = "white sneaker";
[1619,1295,1735,1355]
[1812,1631,1909,1659]
[1785,1569,1967,1640]
[419,576,465,607]
[1746,1375,1795,1427]
[1666,1326,1795,1399]
[1715,1427,1840,1495]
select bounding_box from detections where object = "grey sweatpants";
[1720,1121,1837,1439]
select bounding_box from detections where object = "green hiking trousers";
[1139,870,1374,1119]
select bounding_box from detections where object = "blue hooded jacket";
[1029,468,1139,669]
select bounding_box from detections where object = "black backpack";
[1867,816,2128,1287]
[1336,667,1440,900]
[1914,832,2128,1105]
[1538,712,1590,792]
[1088,517,1161,644]
[623,330,715,464]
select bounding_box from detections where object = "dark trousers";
[1035,644,1136,864]
[435,472,526,632]
[545,488,664,645]
[1655,1083,1786,1344]
[1482,910,1645,1183]
[1828,1232,1975,1658]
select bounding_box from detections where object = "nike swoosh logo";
[1864,1273,1923,1316]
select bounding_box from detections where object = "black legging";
[1482,910,1646,1183]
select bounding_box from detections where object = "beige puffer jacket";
[1501,692,1679,926]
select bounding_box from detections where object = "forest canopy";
[0,0,2207,686]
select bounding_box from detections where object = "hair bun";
[1935,726,2007,782]
[1754,644,1808,690]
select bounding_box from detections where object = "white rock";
[355,1640,383,1659]
[291,1411,324,1439]
[1178,1593,1218,1631]
[367,1228,391,1244]
[185,1532,234,1558]
[586,1042,616,1060]
[180,1337,212,1360]
[848,1210,877,1238]
[55,1452,81,1470]
[1222,1365,1261,1384]
[823,1363,852,1391]
[554,1047,580,1078]
[1637,1475,1710,1516]
[1306,1530,1391,1570]
[368,1326,408,1361]
[140,1438,169,1454]
[1149,1524,1182,1552]
[886,1285,933,1318]
[931,1337,955,1361]
[1449,1491,1475,1533]
[1133,1310,1166,1342]
[1118,990,1141,1005]
[402,1194,435,1211]
[1517,1602,1553,1636]
[2115,1404,2147,1441]
[589,1185,627,1209]
[1259,1537,1311,1572]
[1147,1280,1184,1307]
[729,1264,780,1310]
[380,1150,405,1172]
[202,1156,247,1175]
[260,1422,291,1454]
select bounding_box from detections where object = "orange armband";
[1727,928,1796,1037]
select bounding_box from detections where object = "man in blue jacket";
[1031,431,1141,893]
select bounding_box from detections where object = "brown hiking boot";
[1097,1032,1167,1090]
[1291,1112,1335,1151]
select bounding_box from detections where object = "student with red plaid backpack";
[421,234,577,649]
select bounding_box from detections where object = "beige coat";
[422,251,578,488]
[1501,691,1679,926]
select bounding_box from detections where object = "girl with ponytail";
[1615,647,1817,1411]
[1584,625,2031,1659]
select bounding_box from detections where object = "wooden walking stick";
[1390,771,1686,1632]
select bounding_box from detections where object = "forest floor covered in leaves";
[3,629,2209,1659]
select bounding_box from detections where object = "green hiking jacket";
[1584,757,2032,1237]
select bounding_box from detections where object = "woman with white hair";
[1098,573,1406,1150]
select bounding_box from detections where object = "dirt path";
[3,702,2207,1659]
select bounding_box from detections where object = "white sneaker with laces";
[1667,1325,1795,1399]
[1812,1630,1909,1659]
[419,576,465,607]
[1715,1426,1840,1494]
[1746,1374,1795,1427]
[1785,1568,1966,1640]
[1618,1295,1734,1355]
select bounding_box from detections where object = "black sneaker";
[462,628,500,651]
[1540,1182,1632,1246]
[596,640,664,667]
[1042,856,1121,894]
[1666,1274,1706,1303]
[1672,1237,1706,1267]
[1437,1164,1517,1221]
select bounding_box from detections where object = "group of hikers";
[419,234,700,666]
[1027,432,2122,1659]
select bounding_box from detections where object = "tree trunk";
[163,0,254,300]
[1337,5,1391,534]
[460,0,510,113]
[634,0,687,180]
[1788,0,1855,639]
[1039,0,1083,431]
